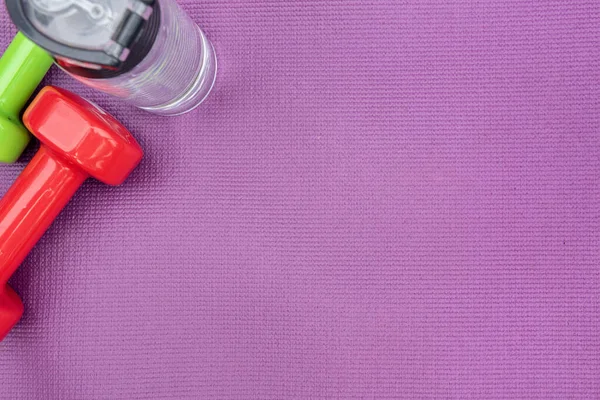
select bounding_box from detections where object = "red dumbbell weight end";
[0,86,143,340]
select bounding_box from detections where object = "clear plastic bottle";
[7,0,217,116]
[69,0,217,115]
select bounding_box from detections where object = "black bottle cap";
[5,0,161,78]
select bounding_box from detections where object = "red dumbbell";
[0,86,143,341]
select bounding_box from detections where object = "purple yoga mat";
[0,0,599,398]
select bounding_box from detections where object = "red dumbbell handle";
[0,146,87,285]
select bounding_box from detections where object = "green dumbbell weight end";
[0,32,53,163]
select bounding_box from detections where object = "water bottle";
[6,0,217,115]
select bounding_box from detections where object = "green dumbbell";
[0,32,53,163]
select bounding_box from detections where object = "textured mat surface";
[0,1,599,398]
